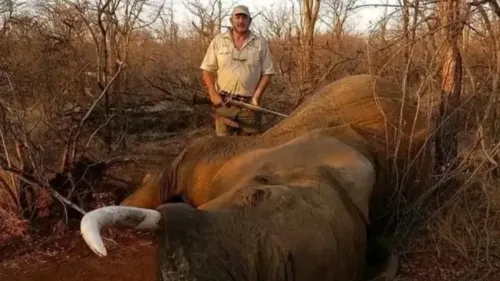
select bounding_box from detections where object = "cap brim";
[232,9,249,16]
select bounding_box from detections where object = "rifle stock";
[192,92,212,105]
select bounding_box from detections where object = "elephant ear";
[252,164,373,225]
[314,165,372,225]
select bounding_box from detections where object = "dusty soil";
[0,230,158,281]
[1,229,499,281]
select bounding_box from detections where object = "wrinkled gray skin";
[155,168,367,281]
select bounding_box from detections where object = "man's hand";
[209,89,223,107]
[202,70,223,107]
[250,96,259,106]
[251,74,271,106]
[251,89,262,106]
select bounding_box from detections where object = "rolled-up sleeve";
[260,41,277,75]
[200,38,218,72]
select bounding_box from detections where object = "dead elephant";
[80,126,381,280]
[81,165,370,281]
[81,74,429,280]
[119,74,430,220]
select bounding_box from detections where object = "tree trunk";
[475,3,500,147]
[299,0,320,99]
[434,0,464,172]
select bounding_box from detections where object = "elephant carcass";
[81,166,370,281]
[120,74,430,213]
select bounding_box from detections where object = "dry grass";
[379,115,500,279]
[0,203,28,243]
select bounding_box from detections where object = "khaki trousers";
[213,105,262,136]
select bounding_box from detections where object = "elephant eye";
[252,175,270,184]
[250,189,267,205]
[241,188,271,206]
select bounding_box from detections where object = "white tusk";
[80,205,161,257]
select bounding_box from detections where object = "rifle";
[192,92,288,118]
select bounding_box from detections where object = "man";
[200,4,276,136]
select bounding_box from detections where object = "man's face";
[231,13,251,34]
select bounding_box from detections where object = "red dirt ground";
[1,228,499,281]
[0,230,158,281]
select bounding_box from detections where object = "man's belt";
[220,91,252,103]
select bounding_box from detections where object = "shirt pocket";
[216,47,232,68]
[245,46,261,67]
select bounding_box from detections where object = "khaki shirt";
[200,30,277,97]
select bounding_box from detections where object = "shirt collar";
[223,29,256,43]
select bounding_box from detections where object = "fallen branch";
[0,165,87,215]
[143,75,191,104]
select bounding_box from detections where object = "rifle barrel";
[192,93,288,118]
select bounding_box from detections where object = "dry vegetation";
[0,0,500,278]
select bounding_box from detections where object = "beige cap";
[232,5,250,17]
